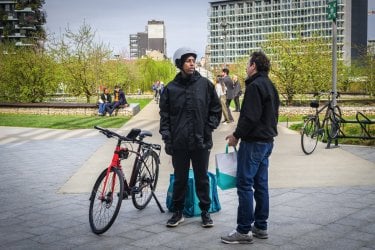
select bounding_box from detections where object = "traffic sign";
[327,0,337,20]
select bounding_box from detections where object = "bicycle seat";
[140,131,152,137]
[310,101,319,108]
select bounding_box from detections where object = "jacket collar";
[175,70,201,85]
[245,71,268,85]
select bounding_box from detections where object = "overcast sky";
[44,0,375,59]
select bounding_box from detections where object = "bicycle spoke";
[89,168,123,234]
[132,150,159,210]
[301,118,319,155]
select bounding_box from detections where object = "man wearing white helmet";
[159,47,222,228]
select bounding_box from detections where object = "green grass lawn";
[0,114,129,129]
[0,98,151,129]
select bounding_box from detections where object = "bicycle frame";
[99,138,147,201]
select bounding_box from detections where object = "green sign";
[327,0,337,20]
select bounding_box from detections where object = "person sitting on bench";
[106,85,129,116]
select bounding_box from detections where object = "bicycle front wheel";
[89,167,124,234]
[132,150,160,210]
[326,106,342,140]
[301,117,319,155]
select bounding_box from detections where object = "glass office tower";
[208,0,367,68]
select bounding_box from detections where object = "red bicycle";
[89,126,164,234]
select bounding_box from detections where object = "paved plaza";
[0,101,374,249]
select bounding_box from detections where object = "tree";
[48,22,111,103]
[352,48,375,96]
[261,32,333,104]
[0,43,58,102]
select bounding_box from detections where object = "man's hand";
[124,104,129,107]
[225,134,238,147]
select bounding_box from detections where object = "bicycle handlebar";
[94,126,161,150]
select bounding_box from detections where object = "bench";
[0,102,140,116]
[113,103,140,116]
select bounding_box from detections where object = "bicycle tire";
[89,167,124,234]
[326,105,342,139]
[301,117,319,155]
[132,150,160,210]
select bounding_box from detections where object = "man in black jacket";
[159,47,222,228]
[221,51,280,244]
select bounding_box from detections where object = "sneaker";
[221,229,254,244]
[252,226,268,239]
[201,211,214,228]
[166,211,184,227]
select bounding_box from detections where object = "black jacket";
[159,71,222,150]
[233,71,280,142]
[100,93,112,103]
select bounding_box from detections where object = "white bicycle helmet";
[173,47,197,69]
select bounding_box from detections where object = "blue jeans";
[236,141,274,234]
[98,103,107,114]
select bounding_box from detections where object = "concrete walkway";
[0,100,374,249]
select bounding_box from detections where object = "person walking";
[221,68,234,122]
[159,47,222,228]
[106,85,128,116]
[221,51,280,244]
[232,75,242,112]
[98,87,112,116]
[215,76,231,123]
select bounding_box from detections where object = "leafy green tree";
[0,44,58,102]
[48,22,111,103]
[352,49,375,96]
[261,32,333,104]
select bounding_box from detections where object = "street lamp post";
[220,19,228,69]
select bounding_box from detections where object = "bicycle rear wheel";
[132,150,160,210]
[301,117,319,155]
[326,106,342,140]
[89,167,124,234]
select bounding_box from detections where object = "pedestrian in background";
[98,87,112,116]
[106,85,128,116]
[221,68,234,122]
[159,47,222,228]
[215,76,230,123]
[233,75,242,112]
[221,51,280,244]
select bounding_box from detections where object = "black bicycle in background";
[301,92,342,155]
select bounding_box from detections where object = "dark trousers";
[106,101,121,115]
[234,96,240,112]
[171,148,211,212]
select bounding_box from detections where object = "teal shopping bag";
[215,145,237,190]
[166,169,221,217]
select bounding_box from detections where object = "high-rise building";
[129,32,147,59]
[208,0,367,68]
[129,20,166,59]
[0,0,46,47]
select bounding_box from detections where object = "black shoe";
[201,211,214,228]
[166,211,184,227]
